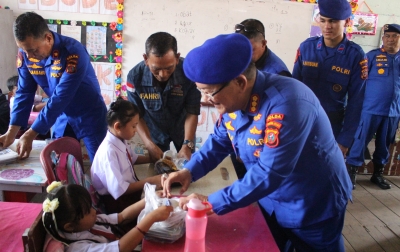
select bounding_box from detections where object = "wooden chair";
[24,211,46,252]
[40,137,83,184]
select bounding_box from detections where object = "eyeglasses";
[235,24,265,37]
[198,81,231,99]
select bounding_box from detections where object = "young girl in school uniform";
[91,97,163,214]
[42,182,172,252]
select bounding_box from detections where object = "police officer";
[127,32,201,162]
[162,33,352,251]
[293,0,367,160]
[346,24,400,190]
[0,12,107,161]
[235,19,291,77]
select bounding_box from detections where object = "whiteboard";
[122,0,315,78]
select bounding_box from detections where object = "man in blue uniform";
[162,33,352,251]
[293,0,367,162]
[235,19,291,77]
[346,24,400,190]
[0,12,107,162]
[127,32,201,162]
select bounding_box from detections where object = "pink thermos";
[184,198,212,252]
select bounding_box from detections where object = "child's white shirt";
[91,130,139,199]
[60,213,119,252]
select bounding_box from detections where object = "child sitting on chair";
[42,182,172,252]
[91,97,163,213]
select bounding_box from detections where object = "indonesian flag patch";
[126,81,135,92]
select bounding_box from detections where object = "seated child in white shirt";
[91,97,163,213]
[42,182,172,252]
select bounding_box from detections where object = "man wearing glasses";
[292,0,367,190]
[162,33,352,251]
[235,19,291,77]
[346,24,400,190]
[126,32,201,162]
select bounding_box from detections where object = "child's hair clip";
[46,181,63,193]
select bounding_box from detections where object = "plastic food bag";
[137,183,186,243]
[154,150,188,175]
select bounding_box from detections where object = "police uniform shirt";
[126,59,201,146]
[91,131,139,199]
[363,48,400,116]
[292,35,367,147]
[258,48,291,77]
[12,31,107,139]
[185,71,352,228]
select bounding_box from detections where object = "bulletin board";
[45,19,122,106]
[45,20,117,63]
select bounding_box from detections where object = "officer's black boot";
[370,162,391,190]
[348,166,358,190]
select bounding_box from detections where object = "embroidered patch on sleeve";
[264,113,284,148]
[66,65,77,74]
[359,58,368,80]
[294,48,301,63]
[126,81,135,92]
[65,54,79,74]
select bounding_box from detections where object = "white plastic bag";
[137,183,186,243]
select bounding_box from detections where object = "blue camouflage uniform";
[185,70,352,248]
[257,48,291,76]
[347,48,400,166]
[126,59,201,151]
[292,35,367,148]
[12,31,107,161]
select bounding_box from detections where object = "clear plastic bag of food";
[154,150,188,175]
[137,183,186,243]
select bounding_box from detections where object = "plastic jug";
[184,198,212,252]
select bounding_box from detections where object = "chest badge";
[333,84,342,92]
[378,68,385,74]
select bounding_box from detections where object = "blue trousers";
[260,204,346,252]
[347,112,400,167]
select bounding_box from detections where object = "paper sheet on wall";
[61,25,82,42]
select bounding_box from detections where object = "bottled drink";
[184,198,212,252]
[175,158,188,169]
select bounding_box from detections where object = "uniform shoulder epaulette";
[303,36,320,44]
[347,41,365,54]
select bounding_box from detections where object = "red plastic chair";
[40,137,83,184]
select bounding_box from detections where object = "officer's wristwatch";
[183,140,195,150]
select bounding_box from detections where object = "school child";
[7,75,47,112]
[42,182,173,252]
[91,97,163,213]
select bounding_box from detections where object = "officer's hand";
[179,193,211,212]
[177,146,192,161]
[17,128,38,159]
[338,143,348,158]
[162,168,192,197]
[0,126,21,149]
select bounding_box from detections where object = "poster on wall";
[46,20,117,106]
[18,0,117,15]
[351,12,378,35]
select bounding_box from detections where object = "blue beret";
[384,24,400,34]
[183,33,252,85]
[318,0,351,20]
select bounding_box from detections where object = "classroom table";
[135,157,279,252]
[0,201,42,252]
[0,140,47,201]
